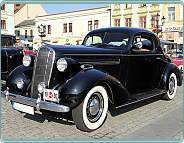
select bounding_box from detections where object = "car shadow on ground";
[23,110,75,125]
[22,95,162,125]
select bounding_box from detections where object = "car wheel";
[162,73,177,100]
[72,86,108,132]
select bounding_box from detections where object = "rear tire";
[72,86,108,132]
[162,73,177,100]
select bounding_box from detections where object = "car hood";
[45,45,125,57]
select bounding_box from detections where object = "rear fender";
[159,63,182,90]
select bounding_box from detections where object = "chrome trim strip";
[47,47,56,87]
[79,60,120,65]
[1,91,70,113]
[63,53,163,57]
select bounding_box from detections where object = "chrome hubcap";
[86,92,104,122]
[169,77,175,95]
[89,99,100,115]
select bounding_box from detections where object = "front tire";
[162,73,177,100]
[72,86,108,132]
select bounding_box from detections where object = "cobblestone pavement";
[1,83,183,140]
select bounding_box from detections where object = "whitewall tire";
[72,86,108,132]
[162,73,177,100]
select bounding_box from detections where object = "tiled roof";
[14,4,26,14]
[15,19,35,27]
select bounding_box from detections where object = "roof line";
[14,4,26,14]
[36,6,110,18]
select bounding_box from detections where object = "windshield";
[83,32,129,48]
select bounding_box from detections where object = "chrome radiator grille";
[31,47,55,98]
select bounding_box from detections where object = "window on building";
[25,30,27,38]
[17,31,20,36]
[168,7,175,21]
[63,23,67,33]
[126,4,132,9]
[1,4,5,10]
[88,21,92,31]
[115,4,120,10]
[140,4,146,7]
[48,25,51,34]
[69,23,72,32]
[151,15,158,28]
[94,20,99,30]
[179,32,183,38]
[30,30,33,38]
[114,19,120,27]
[1,20,6,29]
[140,17,146,29]
[125,18,131,27]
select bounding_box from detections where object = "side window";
[132,35,155,52]
[85,36,102,46]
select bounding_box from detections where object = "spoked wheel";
[162,73,177,100]
[72,86,108,132]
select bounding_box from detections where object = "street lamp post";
[151,13,166,35]
[37,23,46,45]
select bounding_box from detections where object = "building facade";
[162,4,183,49]
[1,4,14,36]
[34,6,110,45]
[111,4,163,33]
[111,4,183,49]
[14,4,47,42]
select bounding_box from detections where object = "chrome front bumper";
[1,88,70,113]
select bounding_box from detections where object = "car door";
[125,34,159,93]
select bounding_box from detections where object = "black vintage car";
[1,34,24,79]
[2,27,182,132]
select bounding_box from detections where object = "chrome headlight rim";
[57,58,68,72]
[23,55,31,67]
[16,78,24,89]
[38,82,47,93]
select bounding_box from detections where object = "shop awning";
[76,39,82,42]
[52,41,58,43]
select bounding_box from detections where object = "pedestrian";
[15,36,24,50]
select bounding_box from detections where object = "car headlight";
[57,58,68,72]
[17,78,24,89]
[23,55,31,67]
[38,82,47,93]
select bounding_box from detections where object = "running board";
[116,89,167,109]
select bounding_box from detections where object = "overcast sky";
[41,4,110,15]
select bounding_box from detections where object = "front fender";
[6,65,33,96]
[56,69,130,108]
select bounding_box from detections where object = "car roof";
[87,27,154,36]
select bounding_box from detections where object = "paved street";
[1,81,183,140]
